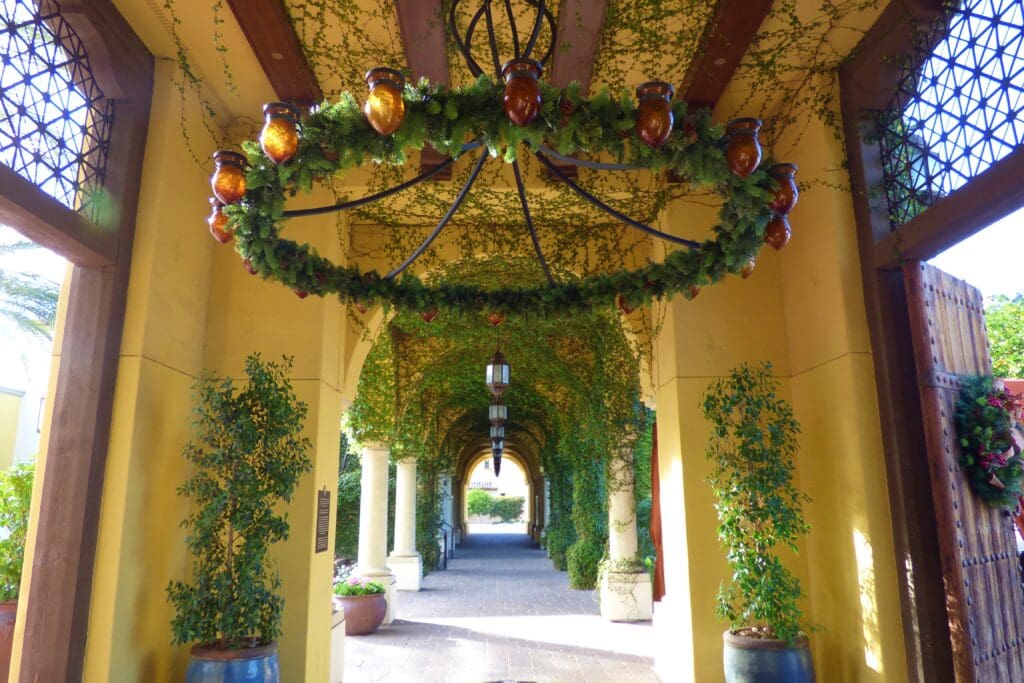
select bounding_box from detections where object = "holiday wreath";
[953,375,1024,508]
[207,75,799,316]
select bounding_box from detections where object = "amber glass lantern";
[764,214,792,250]
[725,118,762,179]
[364,68,406,136]
[635,82,675,148]
[501,59,542,126]
[768,163,799,215]
[210,150,247,205]
[260,102,300,164]
[207,198,233,244]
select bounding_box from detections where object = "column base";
[387,553,422,591]
[353,567,397,624]
[599,568,653,622]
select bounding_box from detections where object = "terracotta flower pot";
[0,601,16,683]
[339,593,387,636]
[723,630,814,683]
[185,641,279,682]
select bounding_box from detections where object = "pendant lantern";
[210,150,247,205]
[489,400,508,424]
[364,68,406,136]
[260,102,300,164]
[208,199,233,244]
[492,447,503,477]
[485,350,510,398]
[725,118,762,179]
[768,163,799,215]
[501,59,542,126]
[635,81,675,148]
[490,422,505,441]
[764,214,792,250]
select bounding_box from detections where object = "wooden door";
[904,261,1024,681]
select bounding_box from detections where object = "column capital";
[361,442,390,456]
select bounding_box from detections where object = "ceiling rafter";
[395,0,452,179]
[681,0,774,108]
[545,0,609,180]
[669,0,774,182]
[225,0,321,107]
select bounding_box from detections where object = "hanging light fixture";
[491,438,504,477]
[490,422,505,441]
[485,350,510,399]
[489,399,508,424]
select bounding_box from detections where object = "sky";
[929,206,1024,299]
[0,225,66,390]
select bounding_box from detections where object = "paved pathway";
[344,530,659,682]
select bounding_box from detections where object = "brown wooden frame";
[841,1,1024,680]
[0,1,153,680]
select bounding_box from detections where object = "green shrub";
[467,488,493,516]
[702,361,811,643]
[167,354,312,649]
[567,538,604,589]
[335,433,361,560]
[491,495,524,522]
[543,521,575,571]
[0,462,34,601]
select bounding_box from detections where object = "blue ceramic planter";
[185,642,279,683]
[723,631,815,683]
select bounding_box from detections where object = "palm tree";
[0,241,59,342]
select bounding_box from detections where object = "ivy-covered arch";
[345,257,648,584]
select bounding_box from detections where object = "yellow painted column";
[388,457,423,591]
[651,235,794,682]
[354,443,398,621]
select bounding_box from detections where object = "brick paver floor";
[343,530,660,683]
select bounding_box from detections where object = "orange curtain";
[650,420,666,602]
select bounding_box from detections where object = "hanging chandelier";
[206,0,799,316]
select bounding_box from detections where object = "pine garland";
[953,376,1024,508]
[222,76,780,314]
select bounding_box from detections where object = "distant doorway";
[464,454,530,537]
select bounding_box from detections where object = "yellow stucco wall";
[0,391,22,471]
[7,2,912,681]
[652,111,907,682]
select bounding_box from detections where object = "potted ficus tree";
[0,462,34,680]
[168,354,312,682]
[702,362,815,683]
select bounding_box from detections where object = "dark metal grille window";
[877,0,1024,229]
[0,0,115,223]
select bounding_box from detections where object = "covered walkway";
[344,531,659,682]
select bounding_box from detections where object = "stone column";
[599,446,653,622]
[387,458,422,590]
[354,443,397,623]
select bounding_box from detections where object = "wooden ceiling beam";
[396,0,452,179]
[546,0,609,180]
[680,0,774,108]
[668,0,773,182]
[225,0,321,107]
[548,0,607,92]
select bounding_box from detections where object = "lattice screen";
[0,0,115,224]
[877,0,1024,229]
